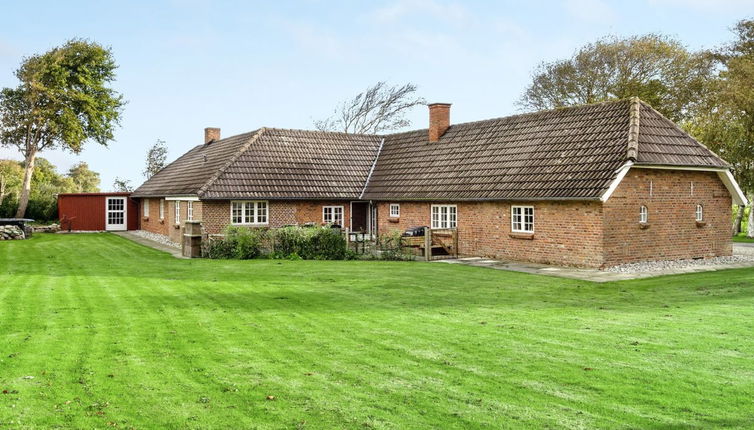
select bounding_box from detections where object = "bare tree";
[143,139,168,179]
[315,82,425,134]
[112,177,133,192]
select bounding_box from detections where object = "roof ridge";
[627,96,641,161]
[384,98,633,138]
[263,126,383,138]
[197,128,267,198]
[635,100,730,168]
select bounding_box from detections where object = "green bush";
[206,226,348,260]
[205,237,236,259]
[374,231,415,261]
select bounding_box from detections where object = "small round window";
[695,204,703,222]
[639,205,648,223]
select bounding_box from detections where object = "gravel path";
[130,230,180,249]
[605,252,754,274]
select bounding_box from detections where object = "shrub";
[205,236,236,259]
[375,231,415,261]
[206,226,348,260]
[272,226,347,260]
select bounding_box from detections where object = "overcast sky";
[1,0,753,190]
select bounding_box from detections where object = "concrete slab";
[112,231,186,259]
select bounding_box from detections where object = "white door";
[106,197,127,231]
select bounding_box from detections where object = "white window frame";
[640,205,648,223]
[431,204,457,229]
[695,204,703,222]
[322,205,344,226]
[174,201,181,225]
[143,199,149,217]
[230,200,269,225]
[511,206,534,233]
[187,201,194,221]
[389,203,400,218]
[159,199,165,220]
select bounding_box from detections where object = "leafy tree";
[315,81,425,134]
[67,162,100,193]
[519,34,716,122]
[0,160,22,208]
[112,177,133,192]
[689,19,754,236]
[0,38,124,217]
[143,139,167,178]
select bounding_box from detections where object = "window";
[639,205,648,223]
[174,201,181,224]
[230,201,268,225]
[695,204,703,222]
[322,206,344,226]
[187,201,194,221]
[431,205,457,229]
[389,203,400,217]
[143,199,149,217]
[159,199,165,220]
[511,206,534,233]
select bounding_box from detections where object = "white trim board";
[165,196,199,201]
[600,163,748,206]
[599,162,633,202]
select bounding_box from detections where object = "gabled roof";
[133,128,382,199]
[132,98,732,201]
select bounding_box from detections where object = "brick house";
[131,98,747,267]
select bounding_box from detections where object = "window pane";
[232,202,243,224]
[257,201,267,223]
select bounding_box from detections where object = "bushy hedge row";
[205,226,416,261]
[205,226,350,260]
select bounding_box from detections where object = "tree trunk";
[0,175,6,208]
[748,199,754,239]
[733,205,745,235]
[14,151,37,218]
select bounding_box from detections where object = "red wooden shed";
[57,193,138,231]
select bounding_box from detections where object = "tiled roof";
[132,131,257,197]
[199,128,382,199]
[132,98,730,201]
[634,102,728,168]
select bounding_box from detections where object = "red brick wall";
[201,200,351,235]
[376,201,605,267]
[140,198,169,236]
[140,198,203,244]
[603,168,732,265]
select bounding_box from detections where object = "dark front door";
[351,202,369,232]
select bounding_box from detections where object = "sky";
[1,0,753,191]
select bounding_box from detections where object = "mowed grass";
[1,235,754,429]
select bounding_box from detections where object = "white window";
[696,204,703,222]
[159,199,165,220]
[230,201,268,225]
[511,206,534,233]
[143,199,149,217]
[174,201,181,224]
[187,201,194,221]
[322,206,344,226]
[640,205,648,223]
[389,203,400,217]
[431,205,457,229]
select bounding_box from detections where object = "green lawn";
[733,233,754,243]
[1,235,754,429]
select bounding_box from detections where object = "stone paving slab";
[434,244,754,283]
[112,231,186,259]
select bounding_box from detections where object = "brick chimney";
[204,127,221,144]
[428,103,451,142]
